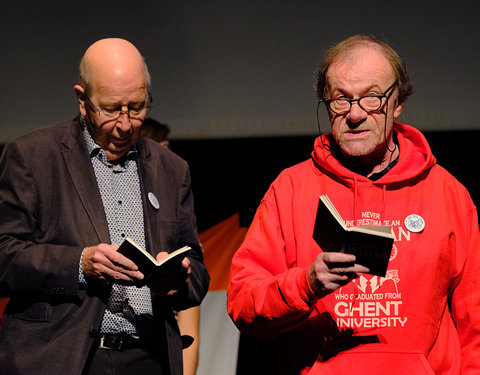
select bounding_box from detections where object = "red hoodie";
[227,122,480,374]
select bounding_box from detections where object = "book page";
[320,195,347,230]
[156,246,191,267]
[121,238,191,267]
[125,237,158,264]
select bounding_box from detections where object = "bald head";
[79,38,151,94]
[74,38,151,162]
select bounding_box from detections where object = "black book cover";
[313,195,393,277]
[117,238,191,280]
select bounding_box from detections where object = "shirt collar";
[80,116,138,165]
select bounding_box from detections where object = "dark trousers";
[82,347,165,375]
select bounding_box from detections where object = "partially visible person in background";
[176,306,201,375]
[142,118,201,375]
[142,117,171,149]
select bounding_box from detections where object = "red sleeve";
[450,206,480,372]
[227,188,317,338]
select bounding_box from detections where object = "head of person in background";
[141,117,171,149]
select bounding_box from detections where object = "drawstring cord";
[381,184,387,221]
[350,175,359,315]
[353,175,358,224]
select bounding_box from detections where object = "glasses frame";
[320,81,397,115]
[84,92,153,120]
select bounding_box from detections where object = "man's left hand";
[147,252,191,296]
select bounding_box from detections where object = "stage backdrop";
[1,1,479,143]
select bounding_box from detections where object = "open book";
[117,237,191,280]
[313,195,394,277]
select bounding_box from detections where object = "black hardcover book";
[313,195,394,277]
[117,238,191,280]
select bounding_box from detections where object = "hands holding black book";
[82,239,192,297]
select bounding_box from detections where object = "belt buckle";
[99,334,123,350]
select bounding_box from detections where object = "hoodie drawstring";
[353,175,358,224]
[381,184,387,221]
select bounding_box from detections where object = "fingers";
[181,257,191,274]
[81,244,144,283]
[308,252,369,298]
[322,252,370,274]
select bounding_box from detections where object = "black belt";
[97,333,146,350]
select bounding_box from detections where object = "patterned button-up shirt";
[81,123,153,335]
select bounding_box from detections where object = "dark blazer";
[0,117,209,375]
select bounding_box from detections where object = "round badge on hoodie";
[404,214,425,233]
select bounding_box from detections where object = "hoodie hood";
[312,121,437,187]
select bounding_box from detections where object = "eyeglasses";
[320,82,397,115]
[84,94,152,120]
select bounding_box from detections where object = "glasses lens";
[129,105,147,117]
[86,93,149,119]
[101,109,121,118]
[359,96,382,112]
[330,99,350,114]
[99,106,148,120]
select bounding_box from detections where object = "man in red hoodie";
[227,35,480,374]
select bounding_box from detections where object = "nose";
[116,111,133,132]
[345,101,368,125]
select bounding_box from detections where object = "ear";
[393,100,405,119]
[74,84,87,117]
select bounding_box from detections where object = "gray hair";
[314,35,413,104]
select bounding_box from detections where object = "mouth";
[112,137,131,148]
[345,129,369,138]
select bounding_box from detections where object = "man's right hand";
[308,252,369,298]
[81,243,144,284]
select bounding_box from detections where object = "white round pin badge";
[148,192,160,210]
[404,214,425,233]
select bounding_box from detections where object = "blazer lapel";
[136,139,159,255]
[60,119,111,244]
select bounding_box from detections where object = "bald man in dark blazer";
[0,39,209,375]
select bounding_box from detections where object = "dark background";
[1,1,479,143]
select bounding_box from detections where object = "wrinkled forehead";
[326,46,395,90]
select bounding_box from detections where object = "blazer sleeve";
[0,139,84,299]
[175,164,209,309]
[138,141,209,311]
[158,161,210,311]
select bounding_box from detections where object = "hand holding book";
[308,251,370,298]
[313,195,394,277]
[117,238,191,291]
[147,250,191,296]
[81,242,145,284]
